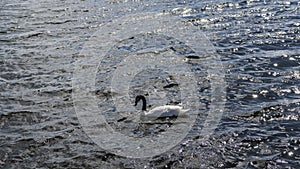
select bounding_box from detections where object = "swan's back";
[143,105,189,118]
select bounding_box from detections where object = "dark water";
[1,0,300,168]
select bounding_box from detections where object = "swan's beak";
[134,99,138,106]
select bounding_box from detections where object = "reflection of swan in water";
[134,95,189,120]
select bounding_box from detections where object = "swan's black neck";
[135,95,147,111]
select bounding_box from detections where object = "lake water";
[1,0,299,168]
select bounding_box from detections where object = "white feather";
[141,105,189,120]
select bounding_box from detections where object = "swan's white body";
[141,105,189,120]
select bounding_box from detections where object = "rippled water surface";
[1,0,300,168]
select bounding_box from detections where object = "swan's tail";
[178,109,190,117]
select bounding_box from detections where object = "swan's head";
[134,95,145,106]
[134,95,147,111]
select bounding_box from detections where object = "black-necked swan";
[134,95,189,120]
